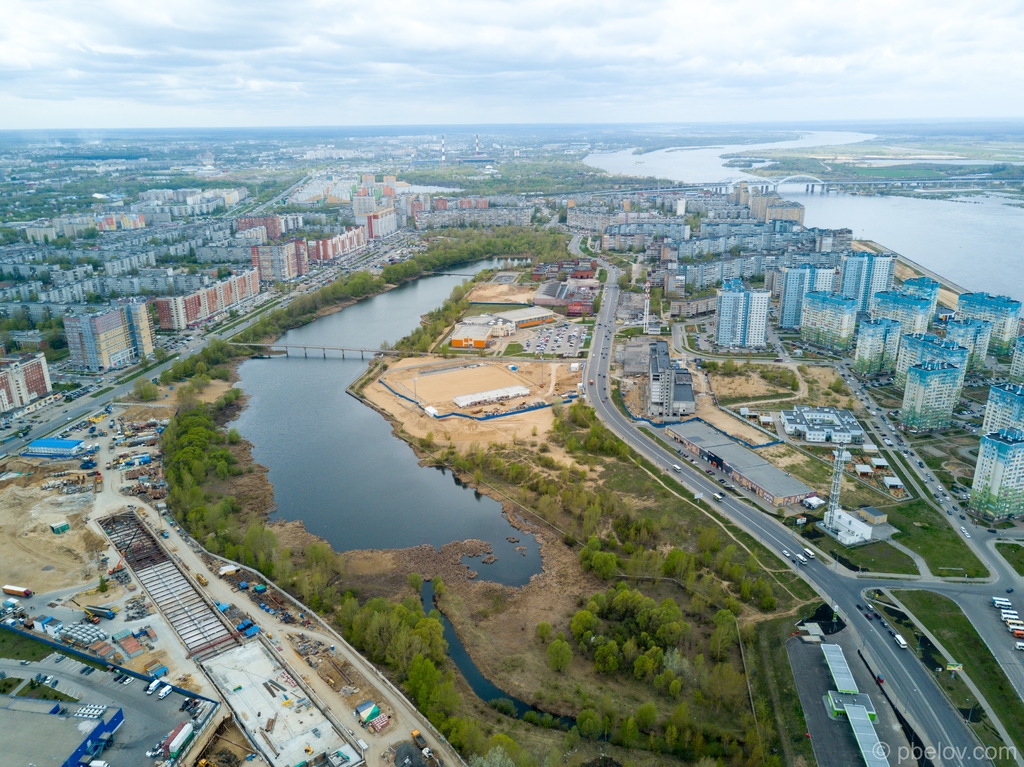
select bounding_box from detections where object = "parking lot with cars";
[523,321,588,357]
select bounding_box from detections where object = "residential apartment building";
[779,265,835,329]
[971,429,1024,521]
[1011,336,1024,384]
[250,241,308,283]
[957,293,1022,355]
[799,292,858,352]
[647,340,695,420]
[305,228,367,262]
[894,333,969,389]
[983,384,1024,435]
[64,304,155,372]
[872,291,932,335]
[853,318,902,375]
[154,270,260,330]
[838,253,895,313]
[900,361,962,432]
[0,353,52,412]
[715,280,769,348]
[901,276,940,320]
[944,318,993,370]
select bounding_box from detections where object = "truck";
[2,585,31,598]
[195,574,208,586]
[412,730,428,749]
[84,605,116,620]
[218,565,239,577]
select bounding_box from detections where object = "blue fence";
[378,378,579,421]
[618,395,781,449]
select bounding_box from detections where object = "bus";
[1001,611,1019,621]
[893,634,908,649]
[992,597,1012,609]
[802,548,816,560]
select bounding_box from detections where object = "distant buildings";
[854,318,902,375]
[971,429,1024,521]
[944,318,993,370]
[838,253,895,313]
[647,340,695,420]
[800,292,858,352]
[872,291,931,335]
[235,215,303,240]
[982,384,1024,434]
[957,293,1022,355]
[154,269,260,330]
[715,280,769,348]
[64,303,155,371]
[779,265,834,329]
[250,241,308,283]
[900,361,962,432]
[0,353,52,412]
[894,333,968,389]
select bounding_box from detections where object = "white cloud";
[0,0,1021,127]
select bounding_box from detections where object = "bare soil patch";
[466,283,536,305]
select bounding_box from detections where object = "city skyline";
[2,0,1023,129]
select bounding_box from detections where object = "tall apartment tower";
[0,352,52,411]
[854,318,902,375]
[779,265,835,329]
[871,291,932,335]
[64,305,155,372]
[1011,336,1024,384]
[894,333,969,389]
[957,293,1022,355]
[800,292,858,352]
[900,361,962,432]
[900,276,941,321]
[944,318,993,371]
[983,384,1024,434]
[971,429,1024,521]
[839,252,895,313]
[715,280,770,348]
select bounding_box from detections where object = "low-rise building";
[647,340,695,419]
[449,324,494,349]
[781,405,865,444]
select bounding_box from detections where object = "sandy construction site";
[465,281,537,305]
[365,355,583,447]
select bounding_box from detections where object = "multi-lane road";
[579,245,1019,766]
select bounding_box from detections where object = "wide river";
[230,259,541,587]
[585,131,1024,298]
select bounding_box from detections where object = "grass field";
[0,676,22,694]
[826,540,917,575]
[878,498,988,577]
[0,628,56,662]
[996,543,1024,577]
[16,682,78,702]
[894,590,1024,760]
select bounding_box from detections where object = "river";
[229,259,542,587]
[585,131,1024,300]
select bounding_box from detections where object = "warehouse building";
[493,306,557,329]
[22,438,85,457]
[666,421,814,506]
[0,695,124,767]
[449,324,494,349]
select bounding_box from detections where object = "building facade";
[900,361,962,432]
[957,293,1022,355]
[715,280,769,347]
[894,333,969,389]
[647,340,695,419]
[839,253,895,313]
[0,353,52,412]
[155,270,260,330]
[983,384,1024,435]
[250,241,308,283]
[800,292,858,352]
[1011,336,1024,384]
[64,305,155,372]
[853,317,902,375]
[779,265,835,328]
[944,318,993,370]
[900,276,940,320]
[872,291,931,335]
[971,429,1024,521]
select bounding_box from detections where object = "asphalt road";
[579,247,997,767]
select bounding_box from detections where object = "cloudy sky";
[2,0,1023,129]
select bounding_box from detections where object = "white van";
[157,684,173,699]
[894,634,908,649]
[145,679,161,695]
[672,464,682,473]
[712,492,725,501]
[796,554,808,566]
[802,548,815,560]
[1015,642,1024,651]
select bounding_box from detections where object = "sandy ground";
[465,282,536,304]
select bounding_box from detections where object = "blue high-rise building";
[839,252,895,313]
[957,293,1022,355]
[800,292,858,352]
[944,318,993,371]
[971,429,1024,521]
[894,333,968,389]
[901,276,940,320]
[715,279,770,348]
[854,317,902,375]
[872,291,932,335]
[779,265,834,329]
[983,383,1024,435]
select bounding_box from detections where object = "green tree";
[535,621,552,644]
[617,716,639,747]
[97,575,108,593]
[594,640,620,673]
[547,638,571,672]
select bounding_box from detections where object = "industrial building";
[64,302,155,372]
[971,429,1024,521]
[0,352,52,412]
[800,292,858,352]
[22,438,86,457]
[838,252,895,313]
[647,340,695,419]
[715,279,770,348]
[0,694,124,767]
[853,318,902,375]
[944,318,993,370]
[957,292,1022,355]
[900,361,963,432]
[781,406,865,444]
[871,290,932,335]
[983,383,1024,434]
[449,324,494,349]
[778,265,835,328]
[894,333,968,389]
[665,420,814,506]
[492,306,557,329]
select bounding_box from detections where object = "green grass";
[820,540,918,575]
[16,683,78,702]
[90,387,114,398]
[0,627,56,661]
[503,343,525,356]
[879,498,987,577]
[996,543,1024,577]
[894,590,1024,761]
[0,677,23,694]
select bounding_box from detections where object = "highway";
[579,243,1002,766]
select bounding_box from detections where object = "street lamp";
[965,698,975,723]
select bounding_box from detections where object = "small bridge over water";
[226,342,426,359]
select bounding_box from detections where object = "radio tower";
[441,134,446,164]
[824,448,849,531]
[475,133,480,156]
[643,279,653,333]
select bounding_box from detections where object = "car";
[965,531,972,538]
[54,655,64,664]
[84,667,95,675]
[856,603,864,611]
[121,676,133,685]
[78,666,89,674]
[782,549,792,558]
[865,613,873,620]
[19,660,30,666]
[1008,588,1015,594]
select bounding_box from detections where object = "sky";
[2,0,1023,130]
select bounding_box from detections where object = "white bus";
[802,548,816,560]
[893,634,908,649]
[796,554,808,566]
[1001,611,1019,621]
[992,597,1012,608]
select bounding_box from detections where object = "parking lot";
[523,322,588,357]
[0,652,208,767]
